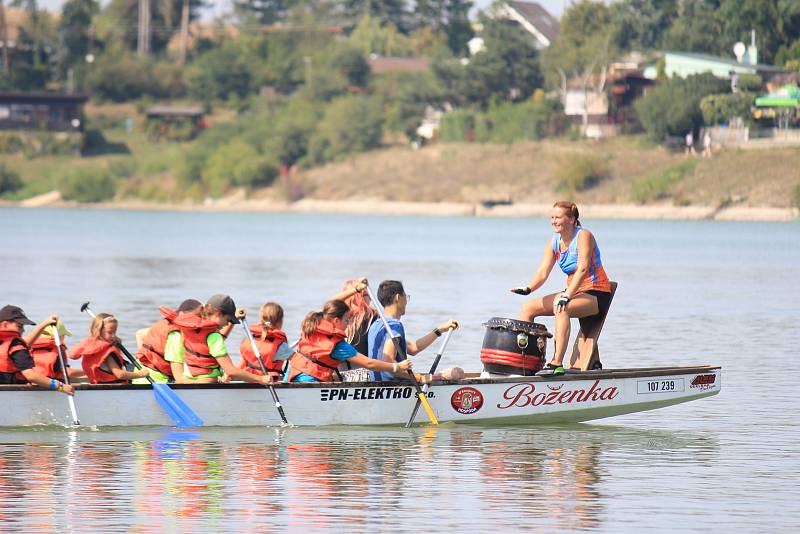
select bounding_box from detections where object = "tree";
[716,0,800,65]
[339,0,409,33]
[56,0,99,81]
[233,0,289,25]
[100,0,206,55]
[414,0,473,55]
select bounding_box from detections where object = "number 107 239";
[637,378,685,394]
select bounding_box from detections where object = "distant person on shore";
[0,305,74,395]
[329,277,377,381]
[685,131,696,157]
[367,280,460,383]
[70,313,149,384]
[285,299,414,383]
[702,131,712,158]
[511,201,612,376]
[238,302,292,380]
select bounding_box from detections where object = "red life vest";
[173,314,222,377]
[288,320,346,382]
[69,337,126,384]
[29,336,68,381]
[239,325,287,378]
[0,329,29,381]
[136,307,179,377]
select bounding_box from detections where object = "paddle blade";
[416,392,439,425]
[152,383,203,428]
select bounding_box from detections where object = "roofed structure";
[495,1,560,49]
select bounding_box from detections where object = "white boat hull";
[0,365,721,428]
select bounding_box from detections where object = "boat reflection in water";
[0,425,718,530]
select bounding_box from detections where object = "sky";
[36,0,569,20]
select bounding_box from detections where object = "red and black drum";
[480,317,552,376]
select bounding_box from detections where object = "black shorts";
[578,289,613,334]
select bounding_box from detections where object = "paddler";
[25,318,83,381]
[285,299,414,383]
[69,313,149,383]
[171,294,272,385]
[135,298,202,384]
[510,201,613,376]
[237,302,292,380]
[0,305,74,395]
[366,280,459,383]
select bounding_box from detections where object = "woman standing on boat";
[511,201,612,375]
[70,313,149,383]
[286,299,413,383]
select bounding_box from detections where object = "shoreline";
[4,192,798,222]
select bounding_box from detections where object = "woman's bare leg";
[551,294,599,366]
[519,292,559,322]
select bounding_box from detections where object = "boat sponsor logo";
[637,378,685,394]
[320,386,413,402]
[689,374,717,390]
[451,387,484,414]
[497,380,619,410]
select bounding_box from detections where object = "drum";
[480,317,552,376]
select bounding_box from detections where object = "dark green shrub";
[307,95,383,164]
[233,156,279,188]
[0,164,22,196]
[439,109,476,141]
[557,155,610,192]
[60,167,117,202]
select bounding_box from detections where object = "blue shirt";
[287,340,358,383]
[367,317,406,382]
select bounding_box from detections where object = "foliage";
[186,41,259,103]
[635,73,730,142]
[86,54,183,101]
[439,108,476,141]
[0,165,23,196]
[474,100,567,143]
[557,155,610,192]
[0,132,83,157]
[374,71,445,139]
[631,160,697,204]
[700,93,757,125]
[59,166,117,202]
[307,95,383,165]
[349,15,413,57]
[793,181,800,211]
[736,74,763,93]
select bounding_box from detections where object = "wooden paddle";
[405,327,454,427]
[364,284,439,425]
[240,317,290,426]
[51,325,80,426]
[80,302,203,428]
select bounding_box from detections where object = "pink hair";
[341,278,376,344]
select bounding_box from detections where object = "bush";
[307,95,383,164]
[700,93,756,126]
[475,100,566,143]
[60,167,117,203]
[186,42,257,103]
[439,109,476,141]
[232,156,279,188]
[203,140,260,197]
[0,164,22,196]
[557,155,610,192]
[631,160,697,204]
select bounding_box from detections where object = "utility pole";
[137,0,151,56]
[178,0,189,65]
[0,0,9,72]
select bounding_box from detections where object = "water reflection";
[0,423,719,531]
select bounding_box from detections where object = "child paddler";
[285,299,414,383]
[69,313,149,384]
[238,302,292,381]
[25,318,84,382]
[0,305,74,395]
[134,299,202,384]
[171,294,272,385]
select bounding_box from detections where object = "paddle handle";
[52,327,80,426]
[241,317,290,426]
[365,284,439,425]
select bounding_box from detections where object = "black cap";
[177,298,202,313]
[206,294,239,324]
[0,305,36,325]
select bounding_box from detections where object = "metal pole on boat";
[52,325,80,426]
[364,283,440,425]
[240,317,290,426]
[405,327,454,428]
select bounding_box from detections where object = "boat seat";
[568,281,617,371]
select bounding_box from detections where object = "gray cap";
[206,294,239,324]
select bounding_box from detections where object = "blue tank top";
[552,227,603,275]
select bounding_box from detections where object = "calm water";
[1,207,798,532]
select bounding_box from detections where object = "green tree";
[340,0,409,33]
[56,0,99,81]
[100,0,206,55]
[414,0,473,55]
[186,40,258,102]
[233,0,289,25]
[307,95,383,164]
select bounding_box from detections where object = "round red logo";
[451,387,484,414]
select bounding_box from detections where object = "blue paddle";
[81,302,203,428]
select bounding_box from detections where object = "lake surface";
[1,207,798,532]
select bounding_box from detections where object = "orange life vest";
[288,320,346,382]
[136,307,179,377]
[173,314,222,377]
[0,329,29,381]
[239,325,287,378]
[29,336,68,381]
[70,337,126,384]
